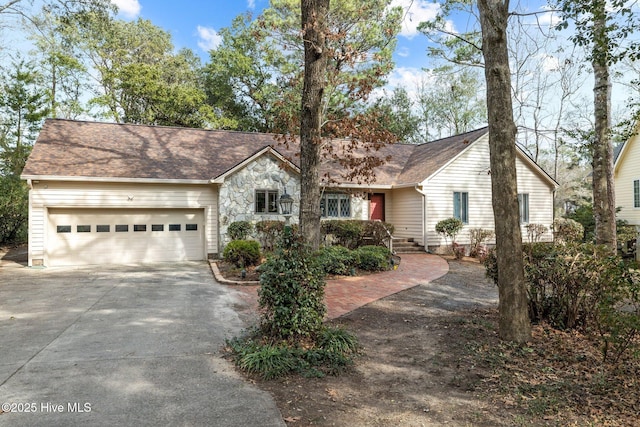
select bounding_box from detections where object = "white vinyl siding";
[615,135,640,226]
[387,188,423,245]
[28,181,217,266]
[424,135,555,247]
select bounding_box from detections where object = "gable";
[22,119,556,190]
[22,119,296,182]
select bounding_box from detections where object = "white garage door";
[47,208,205,266]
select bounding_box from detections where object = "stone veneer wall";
[218,154,369,250]
[219,154,300,248]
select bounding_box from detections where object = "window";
[77,225,91,233]
[186,224,198,231]
[57,225,71,233]
[320,193,351,218]
[134,224,147,232]
[169,224,181,231]
[635,179,640,208]
[518,193,530,224]
[115,225,129,232]
[152,224,164,231]
[97,225,110,233]
[255,190,278,214]
[453,192,469,224]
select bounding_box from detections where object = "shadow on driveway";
[0,262,284,427]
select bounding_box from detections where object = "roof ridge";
[415,126,489,147]
[45,117,281,139]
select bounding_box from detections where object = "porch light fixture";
[279,189,294,217]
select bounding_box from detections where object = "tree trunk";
[591,8,616,251]
[478,0,531,343]
[299,0,329,250]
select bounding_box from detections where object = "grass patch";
[226,326,360,380]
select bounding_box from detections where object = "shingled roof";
[22,119,490,186]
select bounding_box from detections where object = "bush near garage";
[223,239,261,267]
[228,221,254,240]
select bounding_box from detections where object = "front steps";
[392,238,425,254]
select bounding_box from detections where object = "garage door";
[47,208,205,266]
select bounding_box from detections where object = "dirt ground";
[253,261,509,426]
[248,260,640,427]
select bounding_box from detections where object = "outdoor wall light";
[279,190,294,216]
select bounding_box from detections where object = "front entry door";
[370,193,385,221]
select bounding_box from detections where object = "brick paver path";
[227,253,449,320]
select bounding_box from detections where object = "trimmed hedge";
[354,245,391,271]
[223,239,261,267]
[228,221,253,240]
[316,245,357,276]
[321,220,394,249]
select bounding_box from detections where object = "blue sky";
[111,0,558,93]
[111,0,459,88]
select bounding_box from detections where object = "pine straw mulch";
[459,313,640,426]
[248,260,640,426]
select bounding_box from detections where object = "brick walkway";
[226,253,449,320]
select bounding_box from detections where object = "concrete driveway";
[0,262,284,427]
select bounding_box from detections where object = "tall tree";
[478,0,531,342]
[66,11,213,127]
[369,87,423,144]
[417,67,486,139]
[203,13,289,132]
[553,0,636,250]
[0,59,49,176]
[299,0,330,250]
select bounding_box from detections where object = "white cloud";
[111,0,141,19]
[387,67,428,91]
[396,46,410,58]
[390,0,441,39]
[247,0,256,9]
[536,9,561,28]
[197,26,223,51]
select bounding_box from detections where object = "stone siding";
[219,155,300,247]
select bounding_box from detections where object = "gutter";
[414,185,428,252]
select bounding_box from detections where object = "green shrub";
[0,175,28,245]
[355,245,391,271]
[322,220,363,249]
[258,229,326,342]
[316,245,357,276]
[226,326,359,379]
[255,220,286,251]
[223,240,261,267]
[321,220,394,249]
[227,221,253,241]
[484,242,640,364]
[435,217,464,249]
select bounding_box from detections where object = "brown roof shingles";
[22,119,489,186]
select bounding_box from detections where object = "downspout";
[414,184,428,253]
[26,179,33,267]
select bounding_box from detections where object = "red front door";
[370,193,385,221]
